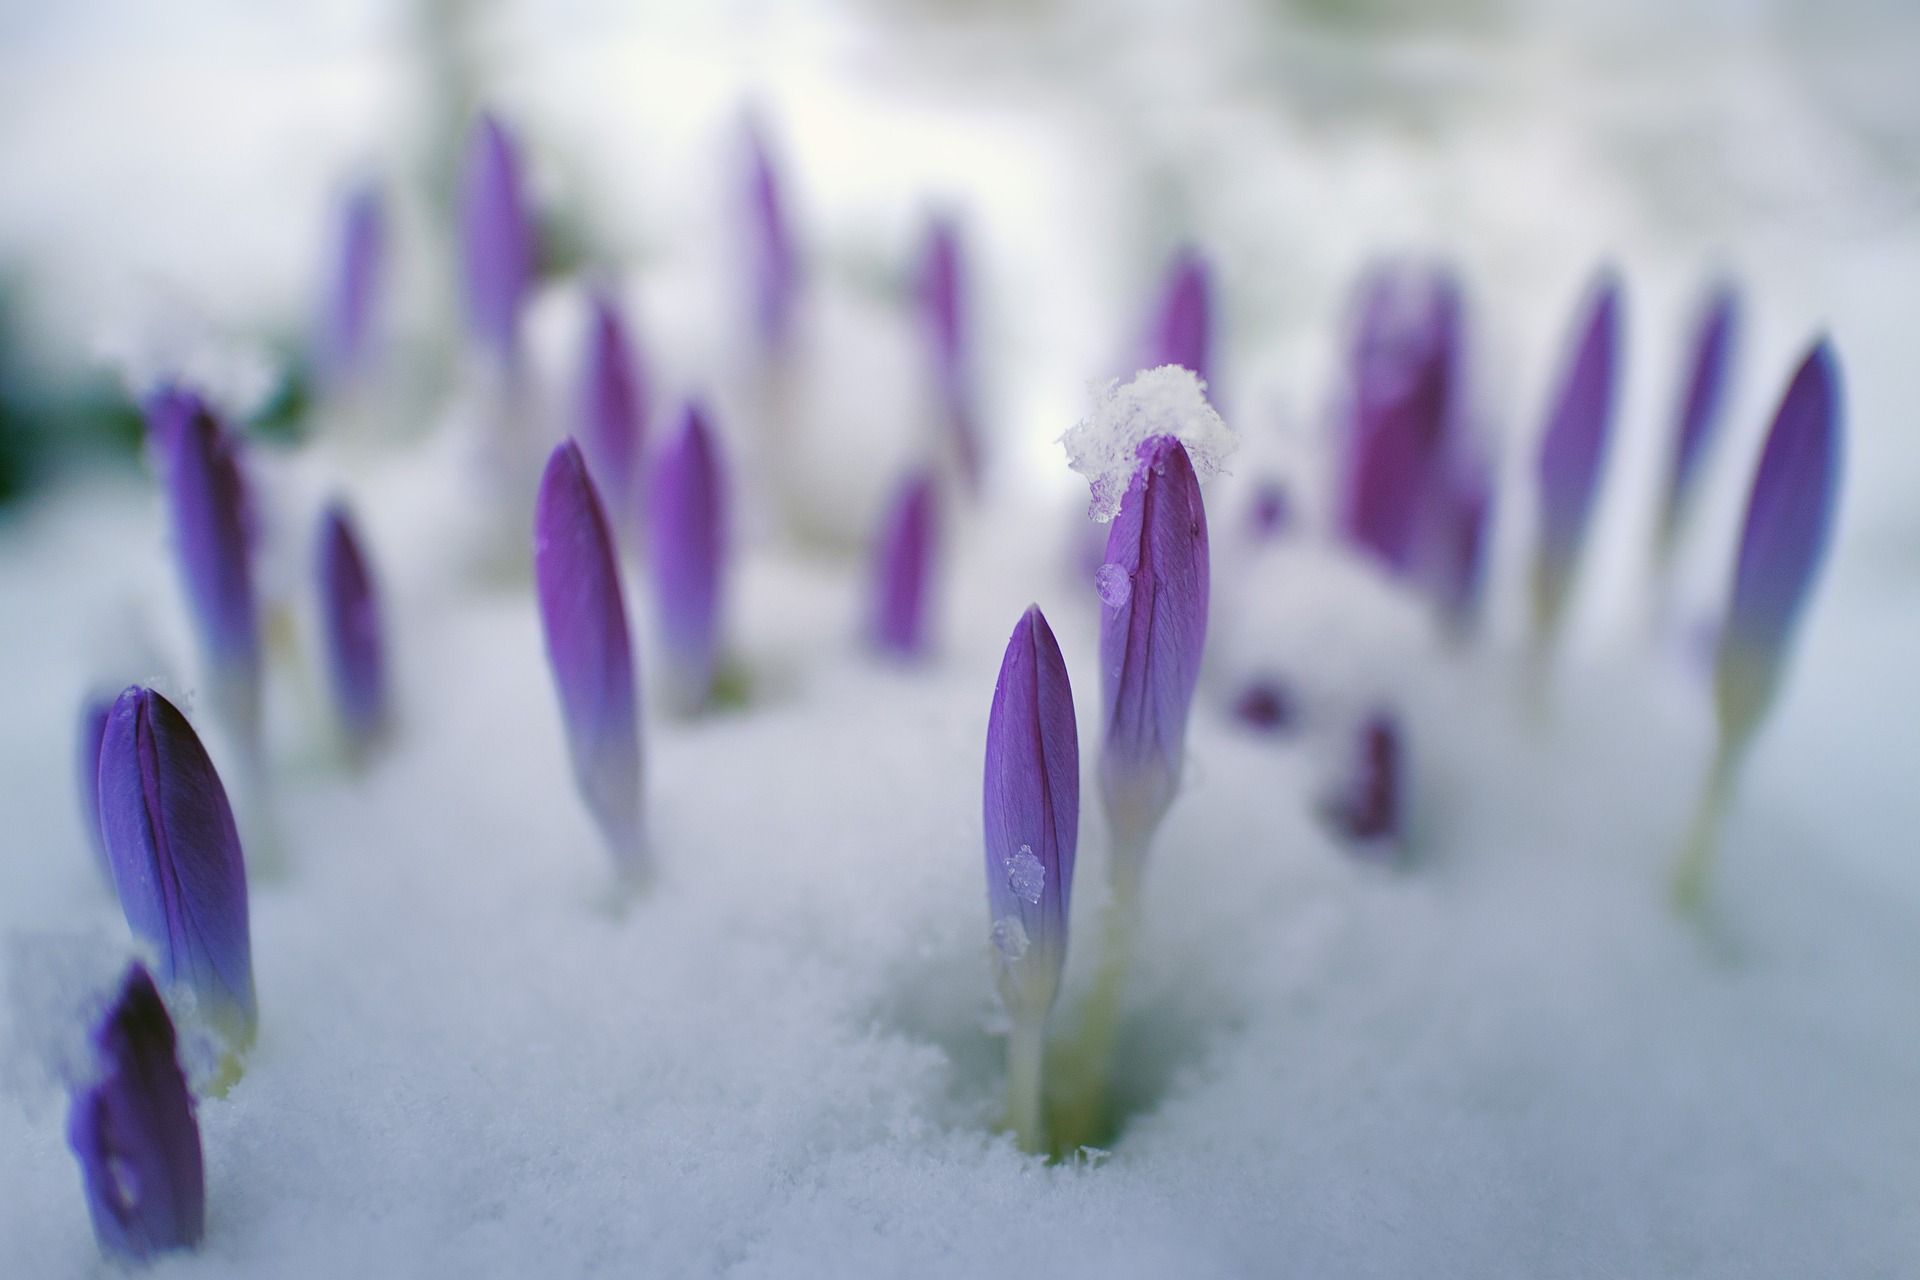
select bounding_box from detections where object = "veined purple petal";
[1321,711,1403,857]
[459,112,535,366]
[316,501,389,754]
[1716,339,1843,746]
[984,605,1079,1013]
[918,215,981,492]
[79,694,114,879]
[535,440,644,873]
[870,470,939,660]
[576,290,649,533]
[1099,436,1210,890]
[1531,271,1622,639]
[66,963,204,1262]
[1660,284,1739,552]
[745,119,799,357]
[97,688,256,1050]
[320,183,385,387]
[146,388,260,748]
[1148,246,1213,390]
[649,402,728,714]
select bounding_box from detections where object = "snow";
[1063,367,1239,522]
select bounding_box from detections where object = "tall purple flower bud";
[745,119,799,359]
[983,605,1079,1152]
[458,112,535,367]
[649,403,728,714]
[1148,246,1213,390]
[534,440,645,877]
[78,694,114,879]
[1320,711,1404,859]
[919,215,981,492]
[316,501,389,757]
[96,688,256,1054]
[576,290,649,534]
[319,183,385,390]
[869,471,939,660]
[66,964,204,1262]
[1099,436,1210,898]
[145,388,260,751]
[1529,271,1622,646]
[1657,284,1739,558]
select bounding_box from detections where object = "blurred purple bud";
[1148,246,1213,390]
[576,290,649,533]
[918,215,981,492]
[1716,339,1843,746]
[1321,711,1403,857]
[1100,436,1210,892]
[320,183,384,387]
[649,402,728,714]
[458,112,535,365]
[66,964,204,1262]
[1530,271,1622,642]
[1659,284,1739,555]
[745,119,799,357]
[535,440,645,873]
[984,605,1080,1013]
[97,688,256,1050]
[316,501,389,755]
[1425,454,1492,635]
[1231,679,1295,734]
[79,695,114,879]
[1246,480,1293,544]
[870,471,939,660]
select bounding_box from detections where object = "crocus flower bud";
[918,215,981,492]
[649,403,728,715]
[97,688,256,1055]
[1148,246,1213,391]
[869,471,939,660]
[1231,679,1295,734]
[745,119,799,359]
[1246,480,1292,544]
[1426,455,1491,636]
[316,501,389,757]
[319,183,385,390]
[66,964,205,1262]
[1529,271,1622,646]
[1657,284,1739,558]
[458,112,535,367]
[1099,436,1210,899]
[534,440,645,876]
[145,388,261,752]
[1321,711,1404,858]
[576,290,649,535]
[78,694,113,879]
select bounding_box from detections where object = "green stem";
[1006,1010,1047,1155]
[1050,883,1139,1155]
[1671,740,1740,915]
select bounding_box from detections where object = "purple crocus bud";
[576,290,649,534]
[1658,284,1739,557]
[918,215,981,492]
[869,470,939,660]
[78,694,114,878]
[1246,480,1292,544]
[97,688,256,1053]
[316,501,389,756]
[1716,339,1843,749]
[145,388,261,750]
[1425,454,1492,635]
[745,119,799,359]
[1148,246,1213,390]
[534,440,645,876]
[66,964,204,1262]
[319,182,385,389]
[1321,711,1403,857]
[649,402,728,715]
[1530,271,1623,644]
[1099,436,1210,898]
[1232,679,1295,734]
[459,112,535,367]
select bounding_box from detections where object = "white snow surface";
[1063,367,1238,521]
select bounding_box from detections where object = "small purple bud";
[97,688,256,1052]
[649,403,729,714]
[1148,246,1213,390]
[1716,339,1843,747]
[78,694,114,879]
[316,501,389,755]
[1100,436,1210,895]
[869,470,939,660]
[1246,480,1292,544]
[1659,284,1739,555]
[534,440,645,874]
[576,290,649,534]
[459,112,535,366]
[745,119,799,358]
[1530,271,1623,643]
[984,605,1079,1014]
[1321,711,1403,857]
[319,183,385,388]
[918,216,981,492]
[66,964,204,1262]
[1231,679,1295,734]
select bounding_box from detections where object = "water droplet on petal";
[1006,845,1046,904]
[1095,563,1132,608]
[990,915,1030,960]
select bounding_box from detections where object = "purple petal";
[918,215,981,492]
[97,688,256,1049]
[648,402,728,713]
[576,290,649,533]
[1717,339,1843,744]
[869,470,939,660]
[66,964,204,1262]
[745,119,799,357]
[316,501,389,754]
[1531,271,1623,638]
[1322,711,1403,857]
[459,112,535,365]
[984,605,1079,1012]
[535,440,644,872]
[319,183,385,387]
[1660,283,1739,551]
[78,695,114,880]
[1099,436,1210,886]
[1148,246,1213,390]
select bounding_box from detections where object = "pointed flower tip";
[1532,270,1624,636]
[984,605,1079,1013]
[578,291,648,523]
[1662,283,1740,540]
[97,688,256,1052]
[535,440,645,873]
[870,471,939,660]
[322,183,385,384]
[1321,711,1404,858]
[459,110,535,364]
[68,963,205,1262]
[649,404,728,714]
[1063,365,1237,522]
[316,501,389,754]
[1150,246,1213,389]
